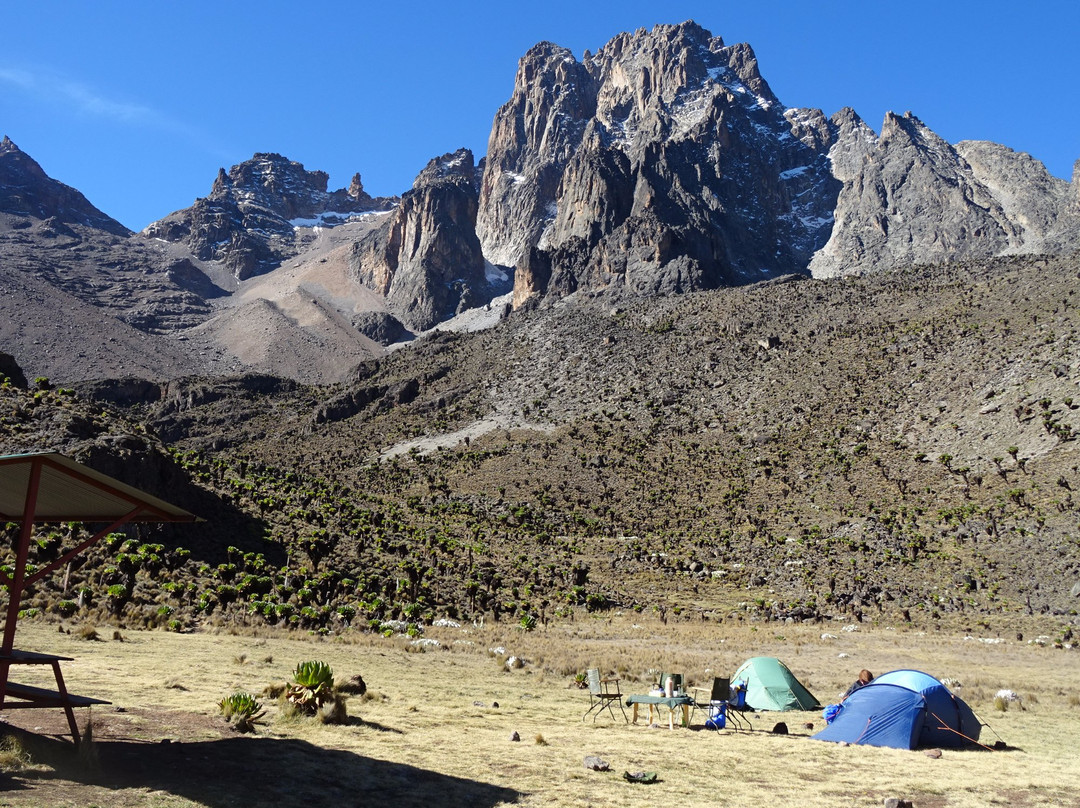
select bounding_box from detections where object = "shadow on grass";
[0,727,520,807]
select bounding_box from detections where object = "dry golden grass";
[1,614,1078,807]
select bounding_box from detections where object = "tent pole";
[926,710,995,751]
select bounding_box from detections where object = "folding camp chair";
[690,676,728,725]
[691,676,749,731]
[582,668,628,723]
[727,680,750,731]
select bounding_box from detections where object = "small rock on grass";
[924,748,942,759]
[509,731,520,742]
[584,755,609,771]
[884,799,914,808]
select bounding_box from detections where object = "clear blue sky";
[3,0,1077,231]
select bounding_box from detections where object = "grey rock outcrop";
[809,112,1078,278]
[144,153,397,280]
[351,310,411,345]
[0,352,28,388]
[349,149,497,332]
[477,22,841,308]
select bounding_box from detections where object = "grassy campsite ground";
[0,614,1077,808]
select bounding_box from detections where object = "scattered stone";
[924,749,942,759]
[803,722,814,730]
[1070,581,1080,598]
[820,633,838,640]
[492,701,499,709]
[584,755,609,771]
[472,701,486,707]
[883,799,914,808]
[772,722,788,734]
[509,731,520,742]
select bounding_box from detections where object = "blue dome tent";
[813,670,981,749]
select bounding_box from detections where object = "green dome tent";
[732,657,820,711]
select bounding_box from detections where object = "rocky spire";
[349,149,493,332]
[143,153,396,280]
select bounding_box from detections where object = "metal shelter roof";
[0,452,198,523]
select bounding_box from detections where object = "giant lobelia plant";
[287,660,337,717]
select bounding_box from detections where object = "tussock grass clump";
[0,736,30,772]
[317,695,348,725]
[76,625,100,641]
[261,681,288,700]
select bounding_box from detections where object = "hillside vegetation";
[2,253,1079,639]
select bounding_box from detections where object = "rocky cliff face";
[809,113,1077,277]
[349,149,500,333]
[476,42,598,269]
[144,153,397,280]
[477,22,840,307]
[478,23,1077,300]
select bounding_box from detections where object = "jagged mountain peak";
[479,20,839,302]
[0,134,130,236]
[144,152,398,280]
[412,148,477,190]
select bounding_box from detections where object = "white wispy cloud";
[1,66,164,125]
[0,65,233,161]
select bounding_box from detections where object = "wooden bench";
[1,681,110,708]
[0,650,110,746]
